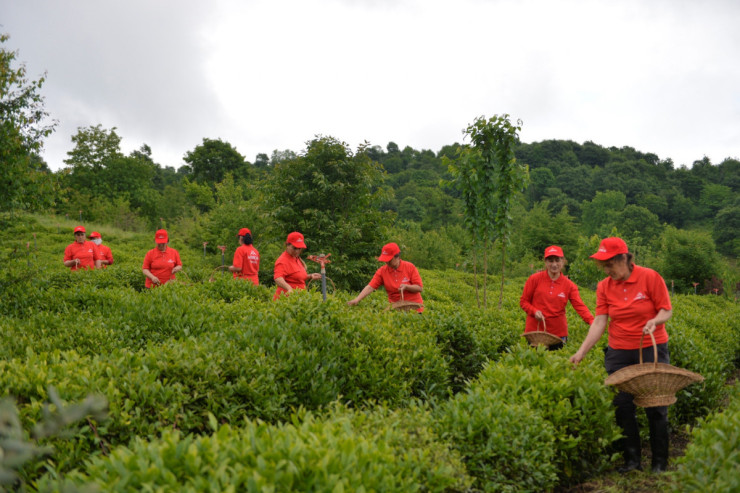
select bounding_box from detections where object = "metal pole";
[321,264,327,301]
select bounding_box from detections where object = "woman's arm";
[644,308,672,334]
[274,276,292,294]
[570,314,608,365]
[348,285,375,306]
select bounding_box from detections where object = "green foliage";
[434,387,559,492]
[43,406,471,493]
[471,346,621,485]
[713,204,740,257]
[266,136,391,290]
[658,226,721,293]
[669,384,740,492]
[0,387,106,490]
[183,137,252,185]
[0,33,58,214]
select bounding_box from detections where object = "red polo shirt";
[142,247,182,288]
[233,244,260,285]
[596,265,671,350]
[520,270,594,337]
[369,260,424,312]
[273,251,308,300]
[95,244,114,267]
[64,241,101,270]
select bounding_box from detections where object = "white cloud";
[2,0,738,170]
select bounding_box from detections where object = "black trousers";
[604,342,670,421]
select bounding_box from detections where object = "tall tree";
[465,114,529,308]
[0,33,58,213]
[447,115,528,308]
[267,136,390,290]
[63,125,123,195]
[184,138,250,185]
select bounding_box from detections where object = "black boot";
[648,412,669,473]
[615,407,642,473]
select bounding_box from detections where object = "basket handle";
[638,331,659,369]
[537,318,548,333]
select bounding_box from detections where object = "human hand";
[347,299,359,306]
[534,310,545,321]
[643,320,656,334]
[569,352,583,366]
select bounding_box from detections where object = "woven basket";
[385,290,424,312]
[521,320,563,348]
[306,276,336,295]
[604,331,704,407]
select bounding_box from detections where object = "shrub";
[669,384,740,492]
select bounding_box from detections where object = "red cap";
[543,245,564,258]
[238,228,251,236]
[286,232,306,248]
[89,231,101,239]
[378,242,401,262]
[590,237,629,260]
[155,229,169,244]
[74,225,86,233]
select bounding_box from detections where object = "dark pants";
[605,343,670,471]
[547,336,567,351]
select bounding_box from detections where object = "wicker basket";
[521,320,563,348]
[306,276,336,295]
[385,290,424,312]
[604,331,704,407]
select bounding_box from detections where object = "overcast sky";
[3,0,739,171]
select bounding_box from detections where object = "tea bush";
[434,385,559,492]
[669,384,740,492]
[471,344,621,485]
[41,407,472,492]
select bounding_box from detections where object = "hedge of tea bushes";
[38,405,474,493]
[668,383,740,492]
[459,345,622,487]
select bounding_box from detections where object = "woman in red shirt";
[347,242,424,312]
[273,232,321,300]
[570,237,673,474]
[229,227,260,285]
[89,231,114,267]
[520,245,593,350]
[142,229,182,288]
[63,225,101,270]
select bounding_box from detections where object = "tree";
[0,33,58,213]
[183,138,250,185]
[580,190,626,236]
[267,136,390,290]
[63,125,123,195]
[447,114,528,308]
[713,205,740,257]
[658,226,721,293]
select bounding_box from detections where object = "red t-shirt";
[520,270,594,337]
[273,251,308,300]
[369,260,424,312]
[142,247,182,288]
[232,244,260,285]
[64,241,101,270]
[95,244,114,267]
[596,265,672,350]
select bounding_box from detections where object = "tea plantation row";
[1,246,739,491]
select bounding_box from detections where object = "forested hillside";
[3,31,738,296]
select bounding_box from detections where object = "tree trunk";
[498,239,506,309]
[483,239,488,309]
[473,246,480,308]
